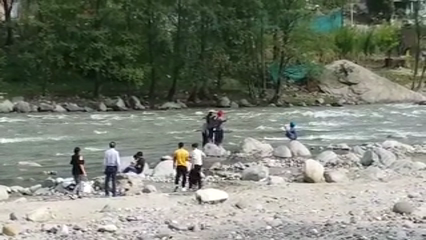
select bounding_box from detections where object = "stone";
[230,101,239,108]
[105,97,127,111]
[9,186,25,193]
[13,101,31,113]
[98,102,108,111]
[158,102,183,110]
[2,224,19,236]
[315,98,325,105]
[128,96,145,110]
[393,201,414,215]
[203,143,228,157]
[42,177,56,188]
[60,225,69,236]
[161,155,173,161]
[0,185,9,201]
[142,185,157,193]
[0,99,14,113]
[29,184,42,193]
[273,145,292,158]
[303,159,325,183]
[352,146,365,156]
[62,103,84,112]
[239,99,254,107]
[319,60,426,103]
[152,160,175,178]
[316,150,338,165]
[38,102,54,112]
[218,97,231,107]
[26,207,53,222]
[53,104,67,113]
[98,224,118,233]
[41,224,58,233]
[382,140,414,153]
[373,148,397,167]
[241,165,269,181]
[288,141,311,157]
[195,188,228,204]
[240,138,273,157]
[9,213,18,221]
[267,176,285,185]
[324,169,349,183]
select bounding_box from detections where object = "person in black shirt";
[70,147,86,197]
[123,151,146,174]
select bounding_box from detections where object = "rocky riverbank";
[0,138,425,239]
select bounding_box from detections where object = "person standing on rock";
[104,141,121,197]
[189,143,206,190]
[213,110,227,146]
[70,147,86,198]
[173,142,190,192]
[205,110,216,143]
[284,122,297,141]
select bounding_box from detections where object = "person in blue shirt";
[285,122,297,141]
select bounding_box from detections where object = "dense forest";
[0,0,405,103]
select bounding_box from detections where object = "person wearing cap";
[104,141,121,197]
[284,122,297,141]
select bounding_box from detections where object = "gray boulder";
[217,97,231,107]
[288,140,311,157]
[303,159,325,183]
[62,103,84,112]
[53,104,67,113]
[319,60,426,103]
[324,169,349,183]
[352,145,365,156]
[13,101,31,113]
[158,101,186,110]
[195,188,228,204]
[239,99,254,107]
[273,145,292,158]
[152,160,175,178]
[203,143,228,157]
[241,165,269,181]
[97,102,108,111]
[38,103,54,112]
[240,138,273,157]
[393,201,414,215]
[0,99,14,113]
[316,150,338,165]
[128,96,145,110]
[105,97,127,111]
[230,101,239,108]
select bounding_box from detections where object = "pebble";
[98,224,118,233]
[393,201,414,215]
[2,224,19,236]
[9,212,18,221]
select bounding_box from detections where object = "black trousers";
[104,166,118,196]
[202,131,208,147]
[189,165,202,189]
[214,129,224,145]
[174,166,188,188]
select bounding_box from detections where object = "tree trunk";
[412,1,421,90]
[147,0,157,99]
[260,16,266,97]
[3,0,15,46]
[167,0,183,101]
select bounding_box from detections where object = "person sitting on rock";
[285,122,297,141]
[123,151,145,174]
[213,110,227,146]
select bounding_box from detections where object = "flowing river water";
[0,104,425,186]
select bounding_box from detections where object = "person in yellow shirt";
[173,142,190,192]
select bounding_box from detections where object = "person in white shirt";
[104,141,121,197]
[189,143,206,190]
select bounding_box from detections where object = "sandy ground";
[0,173,425,240]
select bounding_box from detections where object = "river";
[0,104,425,186]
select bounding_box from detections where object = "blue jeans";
[104,166,117,196]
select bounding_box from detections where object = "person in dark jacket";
[285,122,297,141]
[70,147,86,197]
[213,110,227,146]
[123,151,146,174]
[204,110,216,143]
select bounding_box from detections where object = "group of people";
[70,141,206,197]
[201,110,227,147]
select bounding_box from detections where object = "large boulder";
[217,97,231,108]
[240,138,273,157]
[38,103,54,112]
[273,145,292,158]
[62,103,84,112]
[0,99,14,113]
[241,165,269,181]
[53,104,67,113]
[158,101,186,110]
[128,96,145,110]
[13,101,31,113]
[203,143,228,157]
[361,147,396,168]
[381,140,414,153]
[105,97,127,111]
[151,160,175,178]
[288,141,311,157]
[195,188,228,204]
[319,60,426,103]
[303,159,325,183]
[316,150,338,165]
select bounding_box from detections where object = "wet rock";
[195,188,228,204]
[303,159,325,183]
[105,97,127,111]
[38,103,54,112]
[128,96,145,110]
[97,102,108,111]
[273,145,292,158]
[13,101,31,113]
[393,201,414,215]
[0,99,14,113]
[241,165,269,181]
[2,224,19,236]
[98,224,118,233]
[240,138,273,157]
[288,141,311,157]
[218,97,231,107]
[53,104,67,113]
